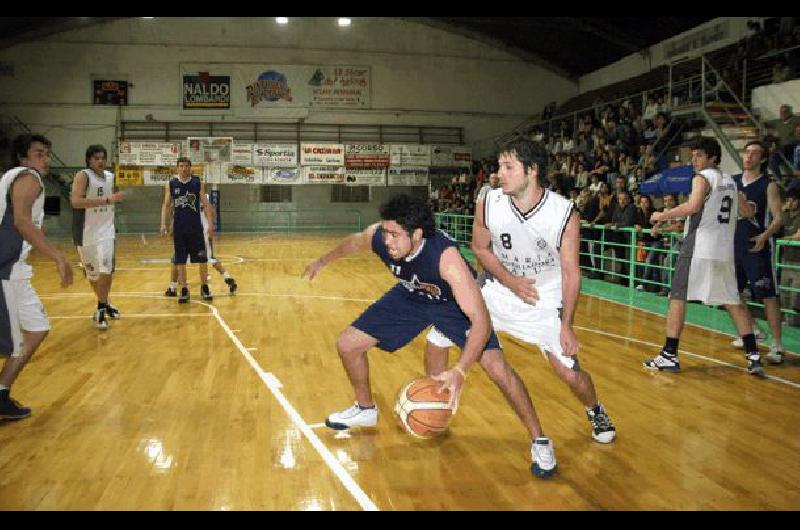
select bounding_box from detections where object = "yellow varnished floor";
[1,233,799,510]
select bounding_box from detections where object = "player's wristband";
[454,365,467,380]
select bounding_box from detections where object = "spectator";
[779,187,800,325]
[769,105,800,180]
[476,172,499,204]
[589,173,602,193]
[644,96,658,121]
[608,189,639,282]
[772,57,793,84]
[634,194,657,291]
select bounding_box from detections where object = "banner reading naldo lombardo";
[182,72,231,109]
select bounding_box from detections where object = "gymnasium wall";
[0,17,576,232]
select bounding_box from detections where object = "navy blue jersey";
[170,176,203,234]
[733,173,772,252]
[372,227,474,304]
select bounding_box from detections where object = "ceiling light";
[338,18,351,27]
[275,17,288,25]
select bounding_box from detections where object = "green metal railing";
[434,211,800,322]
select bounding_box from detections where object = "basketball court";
[1,233,798,510]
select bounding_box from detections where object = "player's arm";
[559,212,581,356]
[650,175,708,222]
[302,222,380,280]
[160,183,172,235]
[471,198,538,304]
[70,170,124,209]
[432,246,492,409]
[11,173,72,287]
[751,182,784,252]
[199,183,215,235]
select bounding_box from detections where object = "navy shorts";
[734,246,777,299]
[173,230,207,264]
[352,285,501,353]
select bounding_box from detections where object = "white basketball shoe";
[531,437,557,478]
[325,403,378,430]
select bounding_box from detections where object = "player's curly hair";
[85,144,107,167]
[690,136,722,165]
[496,135,549,187]
[380,193,436,238]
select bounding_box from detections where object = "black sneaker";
[224,277,238,295]
[106,303,120,319]
[92,308,109,330]
[178,287,190,304]
[0,390,31,420]
[165,287,177,297]
[201,284,213,301]
[747,353,764,376]
[586,404,616,443]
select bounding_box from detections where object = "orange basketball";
[394,376,453,439]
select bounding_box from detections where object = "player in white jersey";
[643,137,766,375]
[164,193,237,297]
[71,145,125,330]
[0,134,73,419]
[425,136,616,471]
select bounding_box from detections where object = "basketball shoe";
[586,403,616,443]
[165,287,177,297]
[0,389,31,420]
[766,345,785,365]
[178,287,190,304]
[746,353,764,376]
[643,352,680,372]
[731,329,766,347]
[225,277,238,295]
[530,437,557,478]
[325,403,378,430]
[93,307,109,330]
[201,284,213,301]
[106,303,121,319]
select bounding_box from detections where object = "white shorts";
[77,239,115,280]
[671,256,740,306]
[1,279,50,358]
[427,279,576,370]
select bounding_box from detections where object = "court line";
[195,300,380,512]
[573,325,800,389]
[40,291,379,511]
[581,292,798,357]
[48,313,211,320]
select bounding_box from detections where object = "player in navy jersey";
[160,157,215,303]
[731,141,786,363]
[303,194,559,478]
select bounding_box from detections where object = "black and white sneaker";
[224,277,238,295]
[201,284,213,301]
[747,354,764,376]
[106,303,120,319]
[165,287,177,297]
[530,437,557,478]
[586,403,616,443]
[0,390,31,420]
[643,352,680,372]
[92,308,109,330]
[178,287,190,304]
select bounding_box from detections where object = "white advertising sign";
[231,143,254,165]
[300,143,345,166]
[304,166,346,184]
[253,143,298,166]
[344,168,386,186]
[118,142,181,166]
[222,165,262,184]
[264,167,306,185]
[389,144,432,167]
[388,167,429,186]
[431,145,472,168]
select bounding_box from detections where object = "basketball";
[394,376,453,438]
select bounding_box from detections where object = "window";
[331,185,369,203]
[260,185,293,203]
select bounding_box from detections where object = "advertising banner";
[345,144,390,168]
[388,166,429,186]
[264,167,306,185]
[182,71,231,109]
[344,168,386,186]
[231,143,254,165]
[118,142,181,166]
[431,145,472,168]
[221,165,262,184]
[187,137,233,164]
[143,166,176,187]
[114,166,143,187]
[304,166,346,184]
[389,144,432,167]
[300,143,345,166]
[253,143,298,166]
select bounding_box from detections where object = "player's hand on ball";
[431,368,463,413]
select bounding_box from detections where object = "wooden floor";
[1,233,799,510]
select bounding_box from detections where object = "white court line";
[39,291,376,303]
[574,325,800,389]
[582,292,799,357]
[41,291,379,511]
[195,300,379,512]
[307,423,326,429]
[49,313,211,320]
